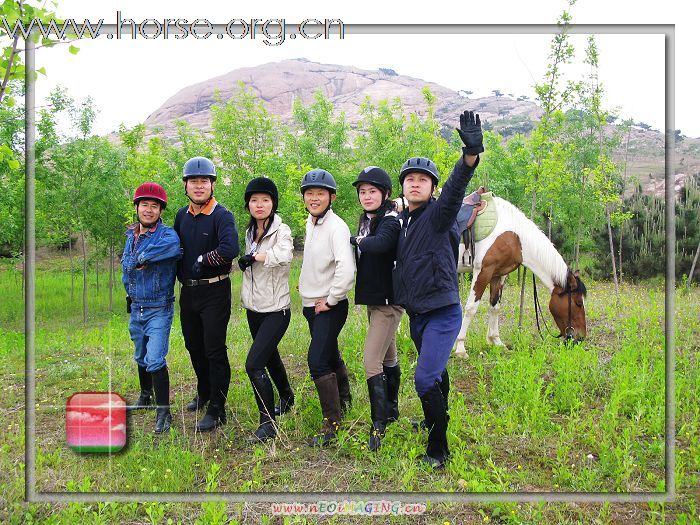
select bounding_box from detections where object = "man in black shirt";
[174,157,239,432]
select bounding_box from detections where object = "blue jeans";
[409,303,462,396]
[129,303,175,372]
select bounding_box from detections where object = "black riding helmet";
[245,177,279,213]
[183,156,217,181]
[352,166,392,196]
[300,168,337,194]
[399,156,439,186]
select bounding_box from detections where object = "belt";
[183,274,230,287]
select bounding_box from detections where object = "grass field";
[0,255,698,524]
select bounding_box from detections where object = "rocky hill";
[142,58,700,191]
[145,58,544,134]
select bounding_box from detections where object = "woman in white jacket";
[237,177,295,443]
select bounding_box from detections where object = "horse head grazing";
[548,269,587,342]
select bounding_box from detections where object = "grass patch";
[1,255,698,523]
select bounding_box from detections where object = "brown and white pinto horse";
[454,196,587,356]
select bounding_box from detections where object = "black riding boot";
[440,368,450,411]
[308,373,342,447]
[412,369,449,431]
[383,363,401,424]
[268,358,294,416]
[367,373,389,451]
[195,404,227,432]
[186,395,208,412]
[131,365,154,410]
[333,362,352,416]
[152,366,172,434]
[420,381,450,468]
[247,370,277,443]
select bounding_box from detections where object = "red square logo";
[66,392,127,453]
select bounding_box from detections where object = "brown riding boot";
[333,363,352,416]
[308,373,342,447]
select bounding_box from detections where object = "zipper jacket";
[173,198,239,282]
[354,211,400,305]
[299,208,356,308]
[240,214,294,312]
[393,156,479,316]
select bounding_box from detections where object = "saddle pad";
[473,192,497,242]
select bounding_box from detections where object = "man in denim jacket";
[122,182,181,434]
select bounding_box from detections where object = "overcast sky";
[29,1,695,137]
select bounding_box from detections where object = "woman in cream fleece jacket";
[298,168,356,447]
[238,177,295,444]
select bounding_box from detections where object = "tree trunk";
[606,205,619,293]
[520,178,539,328]
[618,222,624,284]
[95,244,99,294]
[688,238,700,287]
[547,204,553,240]
[22,239,26,300]
[69,227,74,302]
[81,230,88,324]
[108,242,114,312]
[574,183,586,270]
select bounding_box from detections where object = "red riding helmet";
[133,182,168,209]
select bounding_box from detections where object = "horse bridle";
[559,269,583,340]
[533,269,579,340]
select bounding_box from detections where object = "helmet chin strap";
[307,202,332,219]
[185,188,214,206]
[305,192,334,219]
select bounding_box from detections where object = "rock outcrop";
[144,58,543,136]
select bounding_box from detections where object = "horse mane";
[493,197,569,290]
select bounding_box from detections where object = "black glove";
[126,296,132,314]
[192,255,203,277]
[350,236,359,246]
[457,110,484,155]
[237,254,255,271]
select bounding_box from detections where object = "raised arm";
[435,110,484,232]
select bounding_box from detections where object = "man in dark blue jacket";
[122,182,181,434]
[174,157,239,432]
[393,110,483,468]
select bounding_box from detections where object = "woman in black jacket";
[350,167,404,451]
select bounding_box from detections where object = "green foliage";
[285,90,356,233]
[0,0,75,109]
[591,173,700,281]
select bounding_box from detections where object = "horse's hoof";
[454,349,468,359]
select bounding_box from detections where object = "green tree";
[211,83,283,247]
[353,88,458,208]
[81,137,128,311]
[0,0,78,109]
[516,0,579,325]
[0,80,24,255]
[285,90,354,236]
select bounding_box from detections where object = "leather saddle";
[456,186,487,272]
[456,186,487,233]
